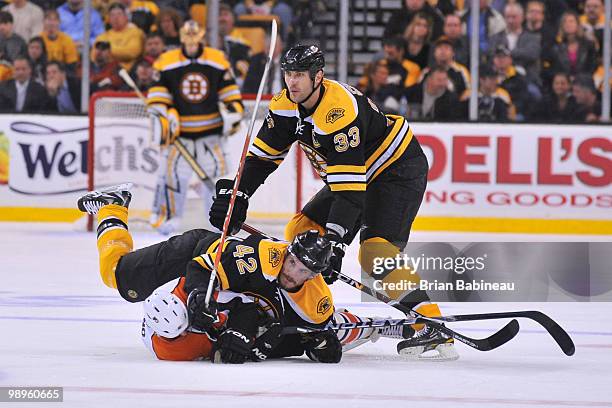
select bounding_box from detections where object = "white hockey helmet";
[143,290,189,338]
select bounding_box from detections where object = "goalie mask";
[143,290,189,338]
[180,20,205,47]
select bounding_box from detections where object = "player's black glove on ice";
[186,288,218,333]
[209,179,249,234]
[250,322,284,362]
[213,328,254,364]
[321,232,346,284]
[302,329,342,363]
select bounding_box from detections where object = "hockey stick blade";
[426,311,575,356]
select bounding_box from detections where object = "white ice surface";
[0,222,611,408]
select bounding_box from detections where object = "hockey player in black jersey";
[209,44,459,360]
[77,183,343,363]
[146,20,244,235]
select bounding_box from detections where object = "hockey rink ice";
[1,222,611,408]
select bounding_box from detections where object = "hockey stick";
[241,222,575,355]
[281,316,520,352]
[240,223,518,352]
[204,19,278,307]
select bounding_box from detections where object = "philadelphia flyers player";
[146,20,244,235]
[209,44,459,360]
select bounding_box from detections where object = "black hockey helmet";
[280,44,325,80]
[287,230,332,274]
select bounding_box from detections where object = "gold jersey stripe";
[253,138,288,156]
[365,115,404,169]
[368,127,413,181]
[327,164,366,174]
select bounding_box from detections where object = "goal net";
[83,91,324,232]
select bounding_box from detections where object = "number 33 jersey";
[244,78,415,193]
[185,234,335,328]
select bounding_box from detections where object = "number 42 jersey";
[185,234,335,329]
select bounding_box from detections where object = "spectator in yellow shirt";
[40,10,78,72]
[94,3,145,70]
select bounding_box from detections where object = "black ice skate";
[396,324,459,361]
[77,183,133,215]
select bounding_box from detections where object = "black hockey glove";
[250,323,284,362]
[186,287,218,333]
[321,232,346,284]
[212,328,254,364]
[209,179,249,234]
[302,329,342,363]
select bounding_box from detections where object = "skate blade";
[398,343,460,362]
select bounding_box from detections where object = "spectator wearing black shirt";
[360,59,405,115]
[0,56,52,112]
[580,0,604,55]
[473,64,514,121]
[406,65,462,120]
[155,8,182,50]
[531,71,578,121]
[27,36,46,85]
[403,12,432,69]
[492,45,532,120]
[571,74,601,122]
[421,36,471,99]
[385,0,445,41]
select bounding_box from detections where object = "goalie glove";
[149,104,180,145]
[218,101,243,137]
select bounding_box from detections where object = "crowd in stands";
[0,0,608,123]
[360,0,611,122]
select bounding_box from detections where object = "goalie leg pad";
[150,144,192,234]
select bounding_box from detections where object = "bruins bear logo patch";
[326,108,345,124]
[269,247,281,268]
[317,296,332,314]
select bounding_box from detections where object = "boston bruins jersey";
[185,234,334,328]
[147,45,244,138]
[240,78,416,232]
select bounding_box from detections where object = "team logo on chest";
[269,247,282,268]
[317,296,332,314]
[326,108,345,124]
[180,72,209,102]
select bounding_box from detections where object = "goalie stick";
[240,222,575,356]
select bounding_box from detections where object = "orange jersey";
[141,278,241,361]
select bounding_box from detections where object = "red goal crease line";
[0,207,610,235]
